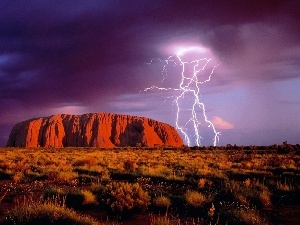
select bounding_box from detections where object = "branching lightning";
[144,47,221,146]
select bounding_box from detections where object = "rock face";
[6,112,183,148]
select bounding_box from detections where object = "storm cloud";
[1,0,299,146]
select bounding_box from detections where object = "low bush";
[185,190,207,208]
[66,190,99,209]
[81,190,98,206]
[103,182,150,217]
[44,188,98,210]
[220,206,266,225]
[153,196,171,208]
[152,196,171,214]
[2,199,100,225]
[43,187,67,206]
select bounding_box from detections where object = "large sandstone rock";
[6,112,183,148]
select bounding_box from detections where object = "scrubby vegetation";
[2,197,103,225]
[0,144,300,224]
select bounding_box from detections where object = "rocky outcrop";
[6,112,183,148]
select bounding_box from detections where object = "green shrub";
[74,166,110,182]
[153,196,171,209]
[91,183,107,208]
[103,182,150,216]
[152,195,171,215]
[81,190,98,205]
[185,190,207,208]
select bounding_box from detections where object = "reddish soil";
[273,205,300,225]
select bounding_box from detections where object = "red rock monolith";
[6,112,183,148]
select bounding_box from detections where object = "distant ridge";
[6,112,183,148]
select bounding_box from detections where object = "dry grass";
[0,147,299,224]
[185,190,207,208]
[2,196,100,225]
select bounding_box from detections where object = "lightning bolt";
[144,48,221,146]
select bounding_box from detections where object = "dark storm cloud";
[0,0,299,146]
[201,1,300,82]
[1,1,299,99]
[0,0,160,105]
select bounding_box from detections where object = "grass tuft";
[2,197,100,225]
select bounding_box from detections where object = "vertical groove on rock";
[110,114,118,146]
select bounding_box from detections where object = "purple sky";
[0,0,300,146]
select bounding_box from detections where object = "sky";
[0,0,299,147]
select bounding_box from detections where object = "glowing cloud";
[212,116,234,130]
[50,105,88,115]
[176,46,210,56]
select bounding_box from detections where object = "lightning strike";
[144,47,221,146]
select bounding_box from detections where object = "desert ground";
[0,145,300,224]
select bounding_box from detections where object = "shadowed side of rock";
[6,112,183,148]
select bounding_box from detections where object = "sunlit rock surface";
[7,112,183,147]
